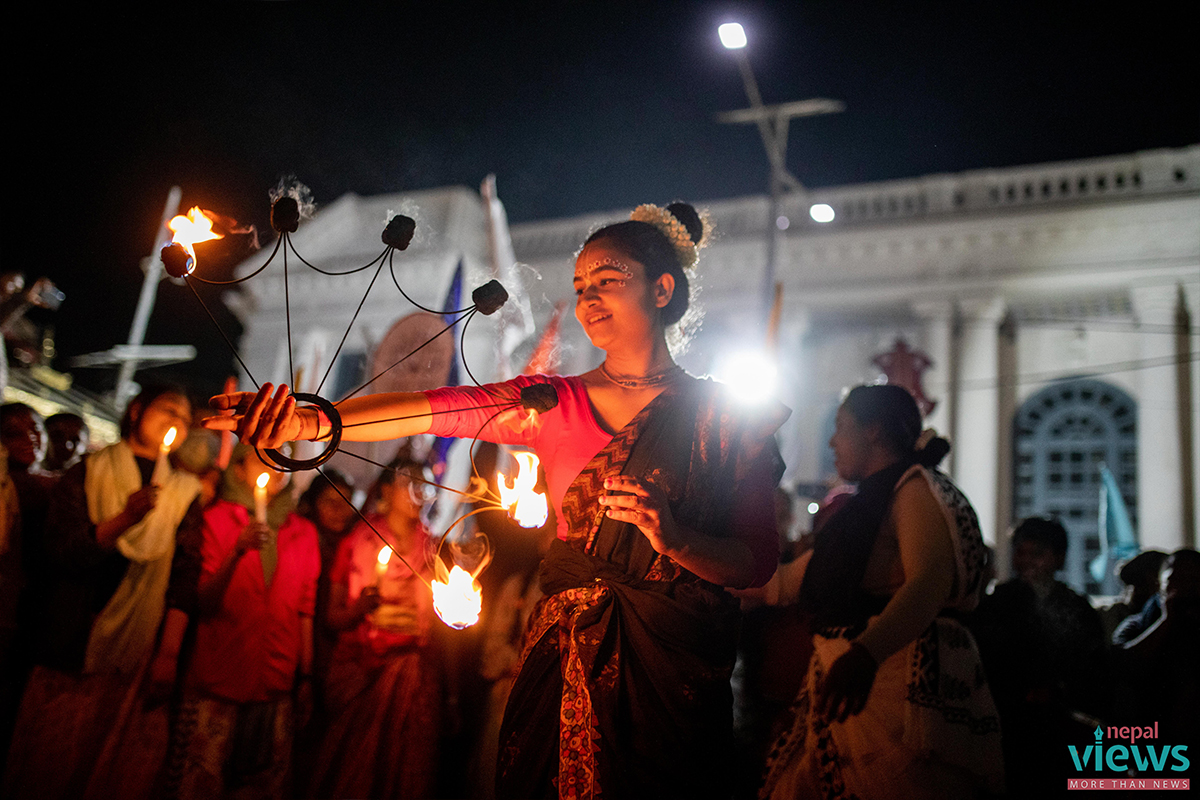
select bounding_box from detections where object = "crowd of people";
[0,201,1194,799]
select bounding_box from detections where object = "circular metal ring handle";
[261,392,342,472]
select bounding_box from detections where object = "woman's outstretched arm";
[204,383,434,447]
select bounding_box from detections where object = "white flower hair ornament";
[630,204,703,273]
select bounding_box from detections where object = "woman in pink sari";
[309,450,441,799]
[207,201,785,800]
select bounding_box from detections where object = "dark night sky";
[8,1,1198,398]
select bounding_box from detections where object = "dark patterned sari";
[496,377,785,800]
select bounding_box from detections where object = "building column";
[995,310,1018,575]
[952,297,1007,550]
[1131,284,1191,551]
[912,300,957,474]
[1185,282,1200,548]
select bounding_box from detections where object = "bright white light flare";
[809,204,836,223]
[716,349,779,405]
[719,22,747,49]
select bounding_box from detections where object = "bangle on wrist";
[306,406,331,441]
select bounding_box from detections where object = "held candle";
[254,473,269,524]
[152,427,178,486]
[375,545,391,587]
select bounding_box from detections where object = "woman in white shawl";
[3,383,203,800]
[759,386,1003,800]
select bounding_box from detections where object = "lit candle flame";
[254,472,270,524]
[168,207,222,270]
[431,564,483,629]
[498,451,548,528]
[377,545,391,567]
[162,426,178,449]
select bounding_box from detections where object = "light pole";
[717,22,843,318]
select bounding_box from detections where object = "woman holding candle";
[207,201,786,800]
[3,383,202,800]
[163,444,319,800]
[308,446,441,800]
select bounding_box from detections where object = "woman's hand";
[353,585,384,618]
[204,383,304,448]
[145,648,179,707]
[815,641,878,723]
[122,485,159,525]
[599,476,682,555]
[236,521,272,555]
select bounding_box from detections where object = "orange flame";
[498,451,548,528]
[168,207,222,268]
[431,564,483,629]
[162,426,178,449]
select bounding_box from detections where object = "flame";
[431,565,483,629]
[168,207,222,266]
[256,472,270,490]
[377,545,392,567]
[162,426,178,449]
[498,451,548,528]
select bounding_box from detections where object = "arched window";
[1013,379,1137,593]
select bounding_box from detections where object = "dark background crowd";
[0,377,1194,799]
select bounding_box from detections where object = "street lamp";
[718,22,747,50]
[716,21,844,315]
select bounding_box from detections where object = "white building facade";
[231,146,1199,592]
[508,145,1200,591]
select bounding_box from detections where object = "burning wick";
[431,564,483,630]
[375,545,392,587]
[163,207,222,276]
[151,426,177,486]
[254,472,270,525]
[498,451,549,528]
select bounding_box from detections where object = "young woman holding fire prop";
[206,200,787,800]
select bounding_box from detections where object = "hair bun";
[915,432,951,468]
[665,202,704,246]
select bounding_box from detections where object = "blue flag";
[1090,463,1140,583]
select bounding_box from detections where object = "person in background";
[472,507,556,800]
[970,516,1108,796]
[164,444,319,800]
[2,383,202,800]
[1109,549,1169,645]
[308,448,441,800]
[0,404,45,771]
[760,385,1002,800]
[1113,548,1200,744]
[42,413,90,476]
[0,403,55,662]
[293,468,357,755]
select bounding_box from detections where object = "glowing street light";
[714,21,844,321]
[718,22,747,50]
[809,203,836,223]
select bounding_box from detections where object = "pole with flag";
[481,175,534,379]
